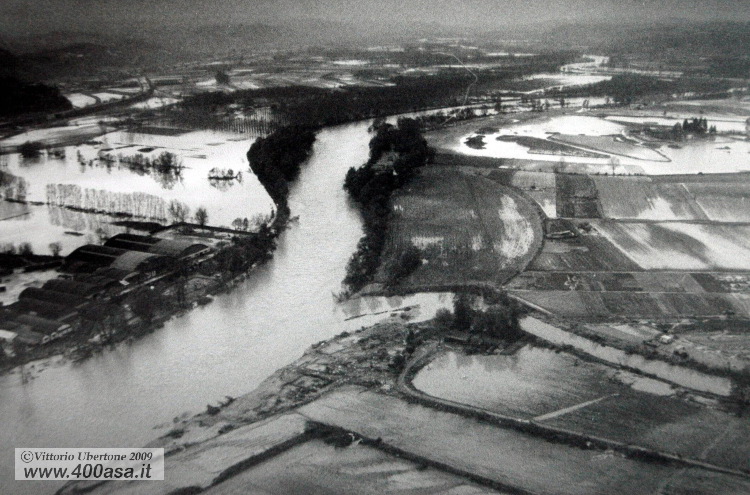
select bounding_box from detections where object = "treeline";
[342,118,432,292]
[0,77,72,117]
[178,54,578,128]
[152,106,283,136]
[246,125,318,221]
[547,74,736,104]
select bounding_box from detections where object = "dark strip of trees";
[246,125,318,222]
[0,77,72,117]
[342,118,432,292]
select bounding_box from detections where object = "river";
[0,119,455,494]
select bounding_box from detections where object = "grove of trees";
[246,125,317,221]
[342,118,432,291]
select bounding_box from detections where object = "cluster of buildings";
[0,234,211,355]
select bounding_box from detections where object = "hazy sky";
[2,0,749,37]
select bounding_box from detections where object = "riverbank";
[59,307,750,495]
[0,125,319,375]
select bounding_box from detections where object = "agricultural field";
[379,166,543,289]
[681,182,750,222]
[591,220,750,271]
[527,231,641,273]
[508,271,709,293]
[551,134,668,161]
[413,346,750,473]
[495,135,608,158]
[593,176,708,220]
[203,439,501,495]
[555,174,602,218]
[486,169,557,218]
[511,289,747,319]
[542,390,750,473]
[593,174,750,222]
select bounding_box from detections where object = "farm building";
[0,320,43,346]
[19,287,88,308]
[0,313,72,345]
[104,234,211,261]
[0,329,16,356]
[64,244,177,279]
[42,279,103,298]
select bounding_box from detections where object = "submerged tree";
[168,200,191,223]
[195,206,208,227]
[19,141,43,158]
[48,242,62,257]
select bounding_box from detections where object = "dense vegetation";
[210,224,278,277]
[436,291,524,342]
[0,76,72,117]
[246,125,317,220]
[342,118,432,292]
[547,74,736,104]
[178,52,578,128]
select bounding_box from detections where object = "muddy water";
[519,316,732,396]
[0,120,456,495]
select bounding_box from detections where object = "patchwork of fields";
[380,166,543,289]
[592,220,750,271]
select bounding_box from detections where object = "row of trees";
[342,118,432,291]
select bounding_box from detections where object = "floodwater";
[455,114,750,175]
[0,120,455,495]
[519,316,732,396]
[605,115,748,133]
[411,346,675,420]
[0,129,275,255]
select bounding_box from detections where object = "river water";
[0,120,455,494]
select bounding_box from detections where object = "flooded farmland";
[412,346,750,472]
[0,120,459,495]
[453,113,750,175]
[0,128,275,255]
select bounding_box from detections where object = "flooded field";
[299,386,748,495]
[413,345,643,418]
[0,129,274,255]
[451,113,750,175]
[519,316,732,395]
[412,346,749,471]
[592,220,750,271]
[204,439,505,495]
[381,166,543,289]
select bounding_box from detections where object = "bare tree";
[195,206,208,227]
[49,242,62,257]
[168,200,191,223]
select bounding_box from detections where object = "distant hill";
[0,76,72,117]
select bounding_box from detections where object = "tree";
[215,70,231,85]
[388,245,422,285]
[18,242,33,256]
[130,290,167,322]
[19,141,42,158]
[48,242,62,257]
[471,305,522,341]
[168,200,190,223]
[452,292,474,330]
[195,206,208,227]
